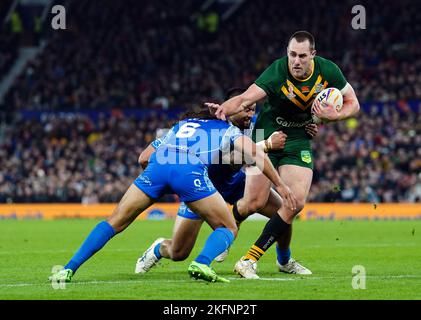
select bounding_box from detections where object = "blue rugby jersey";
[150,116,257,198]
[151,118,244,167]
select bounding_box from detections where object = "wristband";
[265,139,271,151]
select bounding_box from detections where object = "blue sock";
[195,227,234,266]
[276,245,291,265]
[65,221,115,274]
[154,243,162,259]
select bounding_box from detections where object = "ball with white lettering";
[311,87,343,124]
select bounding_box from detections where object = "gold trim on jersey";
[290,60,314,82]
[281,75,328,110]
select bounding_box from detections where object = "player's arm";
[337,83,360,120]
[256,131,287,153]
[138,127,175,168]
[138,144,156,169]
[233,135,297,211]
[313,59,360,122]
[313,83,360,122]
[207,84,267,120]
[207,99,287,153]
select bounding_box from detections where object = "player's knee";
[295,198,306,214]
[244,197,268,214]
[284,198,306,218]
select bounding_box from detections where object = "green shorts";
[267,138,314,170]
[252,126,314,170]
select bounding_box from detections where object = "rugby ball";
[311,87,343,124]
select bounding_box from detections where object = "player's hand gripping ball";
[311,87,343,124]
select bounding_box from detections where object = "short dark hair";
[179,106,217,121]
[224,87,246,101]
[288,31,315,51]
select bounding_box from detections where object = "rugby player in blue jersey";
[49,101,297,284]
[135,88,317,276]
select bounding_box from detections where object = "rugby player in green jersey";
[209,31,360,278]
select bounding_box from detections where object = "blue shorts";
[177,171,246,220]
[134,152,217,202]
[219,170,246,205]
[177,202,202,220]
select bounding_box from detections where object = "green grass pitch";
[0,219,420,300]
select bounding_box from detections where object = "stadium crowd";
[0,111,176,203]
[310,103,421,203]
[0,103,419,204]
[0,0,419,204]
[1,0,420,112]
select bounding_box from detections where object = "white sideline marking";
[231,277,297,281]
[2,275,421,288]
[246,275,421,281]
[0,279,189,288]
[307,243,419,248]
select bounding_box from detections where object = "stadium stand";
[0,0,19,83]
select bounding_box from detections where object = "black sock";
[232,202,247,224]
[244,213,290,261]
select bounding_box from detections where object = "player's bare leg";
[233,167,277,279]
[228,168,288,266]
[251,189,307,273]
[108,184,155,233]
[186,193,237,235]
[273,165,312,274]
[277,165,312,222]
[185,192,238,283]
[160,217,203,261]
[238,165,312,277]
[135,216,203,274]
[52,184,154,282]
[235,166,271,219]
[136,192,241,274]
[235,165,313,278]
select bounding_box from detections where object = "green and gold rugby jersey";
[252,55,347,169]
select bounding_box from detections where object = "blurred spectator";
[10,11,23,36]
